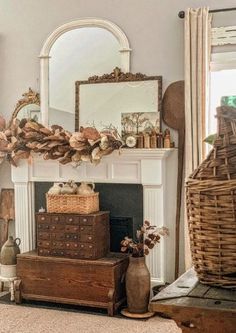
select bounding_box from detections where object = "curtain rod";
[178,7,236,19]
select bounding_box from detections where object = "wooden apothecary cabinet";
[36,211,109,260]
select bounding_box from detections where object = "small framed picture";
[30,110,41,122]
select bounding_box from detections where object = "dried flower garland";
[120,220,169,257]
[0,117,123,167]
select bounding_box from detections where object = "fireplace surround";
[11,148,177,284]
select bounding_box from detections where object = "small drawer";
[65,250,80,258]
[80,234,94,243]
[38,232,50,240]
[80,226,93,233]
[37,215,50,223]
[50,224,65,232]
[38,224,50,230]
[38,248,51,256]
[37,240,51,248]
[65,225,79,233]
[65,216,79,224]
[51,249,65,257]
[65,233,79,241]
[51,215,65,223]
[51,241,64,249]
[64,242,79,249]
[79,216,94,225]
[51,233,65,240]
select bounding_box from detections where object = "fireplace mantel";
[11,148,178,284]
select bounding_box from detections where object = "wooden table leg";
[10,281,15,301]
[14,279,22,304]
[0,281,4,292]
[107,289,115,316]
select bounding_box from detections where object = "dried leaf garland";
[0,118,123,167]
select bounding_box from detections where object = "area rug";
[0,292,180,333]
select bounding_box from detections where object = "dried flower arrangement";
[0,117,123,166]
[121,220,169,257]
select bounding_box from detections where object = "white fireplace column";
[11,148,177,283]
[11,161,35,253]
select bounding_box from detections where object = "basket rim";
[46,193,99,198]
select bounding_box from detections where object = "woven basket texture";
[46,193,99,214]
[186,106,236,287]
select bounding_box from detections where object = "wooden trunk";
[16,251,129,316]
[149,268,236,333]
[36,211,109,260]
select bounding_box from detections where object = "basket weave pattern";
[186,106,236,287]
[46,193,99,214]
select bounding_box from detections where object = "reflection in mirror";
[49,28,121,131]
[75,68,162,135]
[11,88,40,123]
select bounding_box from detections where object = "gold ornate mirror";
[11,88,40,123]
[75,68,162,136]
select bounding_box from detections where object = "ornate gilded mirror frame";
[75,67,162,131]
[11,88,40,124]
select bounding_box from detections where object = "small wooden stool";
[0,276,17,301]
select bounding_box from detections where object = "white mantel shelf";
[11,148,178,284]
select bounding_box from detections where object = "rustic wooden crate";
[15,251,129,316]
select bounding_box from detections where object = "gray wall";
[0,0,236,271]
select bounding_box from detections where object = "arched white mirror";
[40,18,131,131]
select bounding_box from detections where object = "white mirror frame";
[39,18,131,127]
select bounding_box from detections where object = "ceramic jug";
[77,182,95,195]
[0,236,21,265]
[48,182,63,195]
[67,180,78,193]
[61,182,76,195]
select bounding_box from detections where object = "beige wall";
[0,0,236,271]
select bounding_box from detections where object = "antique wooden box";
[36,211,109,260]
[15,251,129,316]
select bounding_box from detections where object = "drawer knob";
[88,236,92,240]
[41,217,45,221]
[52,226,55,229]
[46,225,49,229]
[74,236,77,239]
[69,218,73,222]
[83,218,87,222]
[81,227,84,231]
[55,217,58,221]
[66,243,70,247]
[81,245,84,248]
[74,244,78,248]
[61,252,64,255]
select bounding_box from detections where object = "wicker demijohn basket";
[186,106,236,287]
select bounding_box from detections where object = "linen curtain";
[184,7,212,269]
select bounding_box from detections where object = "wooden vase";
[126,256,150,313]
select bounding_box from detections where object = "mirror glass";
[76,70,162,136]
[48,27,121,131]
[16,104,41,122]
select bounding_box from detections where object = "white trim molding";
[211,52,236,71]
[212,26,236,46]
[39,18,131,126]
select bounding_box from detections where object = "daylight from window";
[208,69,236,138]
